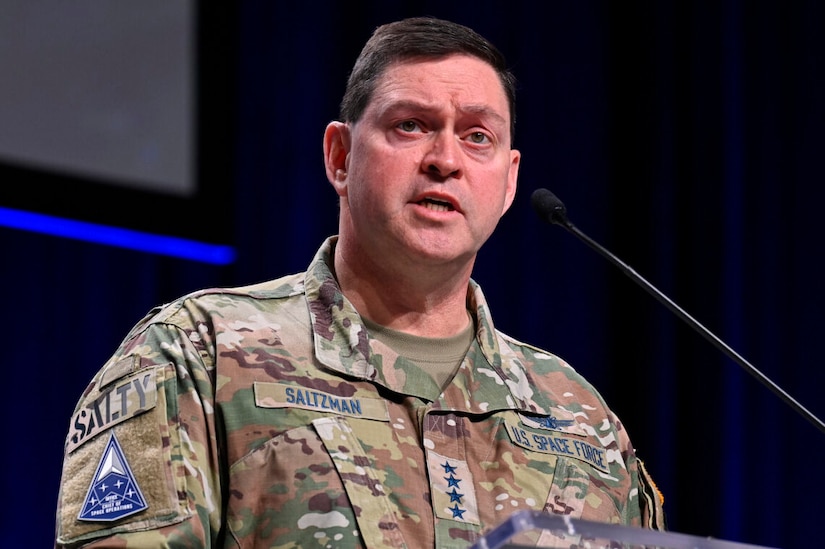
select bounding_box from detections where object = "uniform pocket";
[531,457,624,547]
[227,422,364,548]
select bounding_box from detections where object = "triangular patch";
[78,431,148,521]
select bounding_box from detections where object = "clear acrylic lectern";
[470,510,779,549]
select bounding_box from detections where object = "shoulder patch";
[67,368,157,453]
[78,432,148,522]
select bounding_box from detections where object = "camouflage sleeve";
[55,314,222,548]
[637,458,667,530]
[608,404,666,530]
[612,407,667,531]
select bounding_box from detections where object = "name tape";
[254,382,390,421]
[505,418,610,473]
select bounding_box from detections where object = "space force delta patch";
[79,432,148,522]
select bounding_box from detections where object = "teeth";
[424,202,450,212]
[420,198,453,212]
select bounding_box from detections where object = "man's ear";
[324,121,350,196]
[501,148,521,215]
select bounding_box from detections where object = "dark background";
[2,2,823,548]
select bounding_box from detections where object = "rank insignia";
[78,432,148,522]
[427,450,480,525]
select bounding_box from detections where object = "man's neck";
[333,238,474,338]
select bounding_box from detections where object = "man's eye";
[398,120,419,132]
[468,132,490,144]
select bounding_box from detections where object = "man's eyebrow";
[458,104,508,126]
[380,99,507,126]
[378,99,435,116]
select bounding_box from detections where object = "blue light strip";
[0,206,236,265]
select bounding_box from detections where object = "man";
[55,16,665,548]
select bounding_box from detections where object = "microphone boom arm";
[532,188,825,435]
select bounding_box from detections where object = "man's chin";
[407,242,477,268]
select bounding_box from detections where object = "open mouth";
[418,197,455,212]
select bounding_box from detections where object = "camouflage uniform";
[56,237,665,548]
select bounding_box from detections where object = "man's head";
[340,17,517,147]
[324,17,520,281]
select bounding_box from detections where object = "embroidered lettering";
[505,418,610,473]
[256,382,388,421]
[67,370,157,453]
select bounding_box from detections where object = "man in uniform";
[55,16,665,548]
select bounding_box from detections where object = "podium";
[470,510,779,549]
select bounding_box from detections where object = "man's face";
[328,54,520,269]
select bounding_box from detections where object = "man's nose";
[422,131,462,179]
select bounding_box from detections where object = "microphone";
[530,187,825,435]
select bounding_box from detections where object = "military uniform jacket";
[56,237,665,548]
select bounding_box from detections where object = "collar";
[305,236,549,414]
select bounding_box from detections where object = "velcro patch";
[67,369,157,453]
[57,364,191,545]
[427,450,480,525]
[505,418,610,473]
[254,381,390,421]
[78,432,148,521]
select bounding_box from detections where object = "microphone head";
[530,188,569,226]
